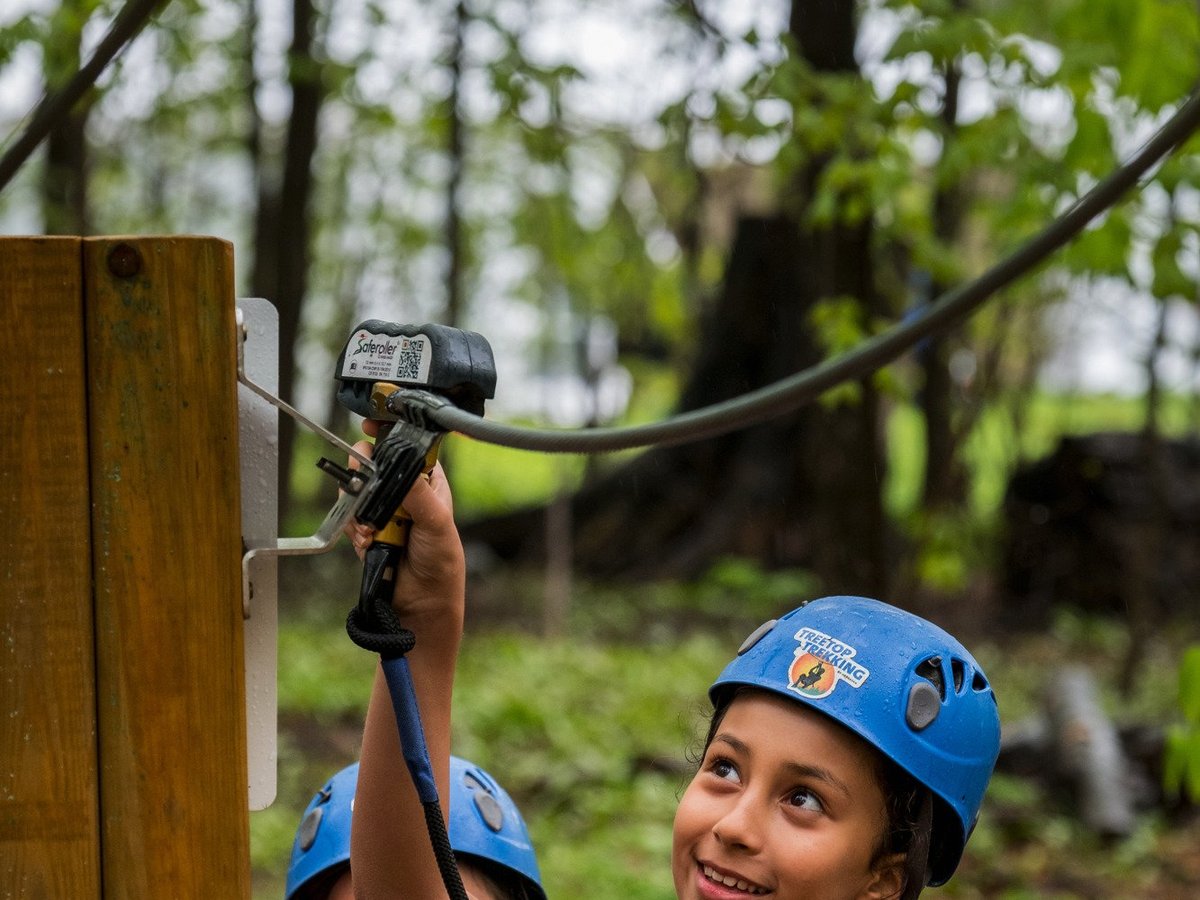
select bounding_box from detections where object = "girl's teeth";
[703,865,765,894]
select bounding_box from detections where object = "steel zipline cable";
[424,87,1200,455]
[0,0,168,194]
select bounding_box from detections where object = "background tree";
[39,0,95,234]
[249,0,326,513]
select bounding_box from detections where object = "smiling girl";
[673,596,1000,900]
[346,452,1000,900]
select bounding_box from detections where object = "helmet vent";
[464,770,506,832]
[972,670,990,692]
[951,658,966,694]
[914,656,945,701]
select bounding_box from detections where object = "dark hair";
[291,862,349,900]
[874,753,931,900]
[700,687,928,899]
[299,858,535,900]
[458,855,538,900]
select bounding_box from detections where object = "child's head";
[449,757,547,900]
[286,756,546,900]
[673,596,1000,900]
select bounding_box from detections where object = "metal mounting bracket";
[235,298,377,810]
[236,306,378,620]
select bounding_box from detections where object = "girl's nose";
[712,793,764,853]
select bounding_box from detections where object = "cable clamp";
[384,388,453,427]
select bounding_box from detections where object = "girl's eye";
[786,787,823,813]
[709,757,740,783]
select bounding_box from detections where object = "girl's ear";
[863,852,907,900]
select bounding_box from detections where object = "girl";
[348,454,1000,900]
[674,596,999,900]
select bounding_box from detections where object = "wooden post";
[84,236,250,895]
[1,236,101,897]
[0,236,251,896]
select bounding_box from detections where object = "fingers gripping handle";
[347,404,445,649]
[357,403,446,535]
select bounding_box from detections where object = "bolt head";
[107,243,142,278]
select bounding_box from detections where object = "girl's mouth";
[699,862,770,896]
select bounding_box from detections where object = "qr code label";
[341,330,432,384]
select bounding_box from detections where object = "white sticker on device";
[341,330,433,384]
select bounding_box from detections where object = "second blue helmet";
[285,756,546,899]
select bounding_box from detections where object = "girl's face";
[672,691,903,900]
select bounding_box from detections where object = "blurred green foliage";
[452,633,723,899]
[1165,646,1200,803]
[252,596,1199,900]
[885,390,1198,522]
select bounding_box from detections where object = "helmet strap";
[899,789,933,900]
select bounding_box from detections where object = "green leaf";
[1120,1,1200,109]
[1065,106,1115,177]
[1063,213,1132,281]
[808,295,868,356]
[1163,726,1187,797]
[1189,730,1200,801]
[1179,645,1200,724]
[1151,230,1191,300]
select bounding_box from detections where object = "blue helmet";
[285,757,546,899]
[285,762,356,899]
[711,596,1000,887]
[448,755,546,899]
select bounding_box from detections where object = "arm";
[349,454,465,900]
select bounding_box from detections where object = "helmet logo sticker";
[787,627,870,699]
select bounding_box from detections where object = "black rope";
[418,87,1200,454]
[345,596,415,659]
[0,0,169,194]
[345,548,468,900]
[424,800,470,900]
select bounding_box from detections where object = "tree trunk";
[1118,291,1173,696]
[249,0,325,518]
[920,0,969,510]
[461,0,889,596]
[40,0,91,235]
[790,0,857,73]
[999,667,1143,836]
[1044,666,1137,838]
[444,0,467,329]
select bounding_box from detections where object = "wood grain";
[0,236,101,897]
[83,236,250,897]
